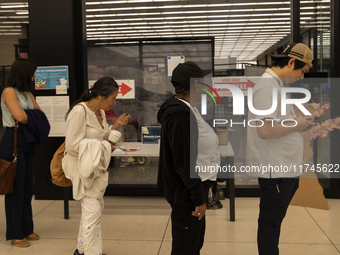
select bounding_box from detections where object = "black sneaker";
[73,250,83,255]
[73,249,106,255]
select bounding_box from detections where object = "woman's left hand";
[116,113,131,126]
[111,113,132,130]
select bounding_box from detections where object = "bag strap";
[13,121,18,164]
[75,103,87,119]
[64,104,87,155]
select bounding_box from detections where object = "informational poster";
[36,96,69,137]
[89,79,135,99]
[167,56,185,79]
[35,66,69,90]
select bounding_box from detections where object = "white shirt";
[178,98,220,181]
[246,68,304,178]
[62,102,112,200]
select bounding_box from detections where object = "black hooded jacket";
[157,96,205,207]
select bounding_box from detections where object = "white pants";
[77,197,104,255]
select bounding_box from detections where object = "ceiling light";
[0,5,27,8]
[0,32,21,35]
[9,16,28,19]
[1,21,22,24]
[87,8,110,12]
[16,11,28,15]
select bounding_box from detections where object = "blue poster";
[35,66,68,90]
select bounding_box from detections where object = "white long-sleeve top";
[62,102,112,200]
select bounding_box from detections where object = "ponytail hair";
[65,77,119,119]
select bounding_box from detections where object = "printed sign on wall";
[36,96,69,137]
[35,66,68,90]
[213,77,257,96]
[167,56,185,79]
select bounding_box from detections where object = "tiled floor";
[0,196,340,255]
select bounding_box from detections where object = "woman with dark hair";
[0,58,41,247]
[62,77,131,255]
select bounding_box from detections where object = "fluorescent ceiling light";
[9,16,28,19]
[0,5,27,8]
[84,0,330,62]
[0,32,21,35]
[87,8,110,12]
[0,25,20,28]
[16,11,28,15]
[1,21,22,24]
[0,29,20,31]
[86,0,180,4]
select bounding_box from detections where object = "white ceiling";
[0,0,331,62]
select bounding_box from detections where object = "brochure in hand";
[116,146,141,152]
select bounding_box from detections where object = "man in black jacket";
[157,61,211,255]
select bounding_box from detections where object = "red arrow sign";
[119,83,132,96]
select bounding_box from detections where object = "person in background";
[63,77,131,255]
[157,61,214,255]
[0,58,42,247]
[246,43,315,255]
[104,108,138,163]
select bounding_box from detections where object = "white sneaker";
[121,157,135,163]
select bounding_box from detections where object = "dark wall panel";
[29,0,87,199]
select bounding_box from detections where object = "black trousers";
[170,202,206,255]
[257,177,300,255]
[0,128,36,240]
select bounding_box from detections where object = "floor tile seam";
[279,242,338,245]
[101,238,164,242]
[304,207,340,253]
[161,240,338,245]
[0,237,165,241]
[22,238,334,244]
[161,240,256,244]
[33,200,57,217]
[157,215,170,255]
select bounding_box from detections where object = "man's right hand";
[191,203,207,220]
[295,115,315,131]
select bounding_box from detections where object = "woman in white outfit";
[62,77,131,255]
